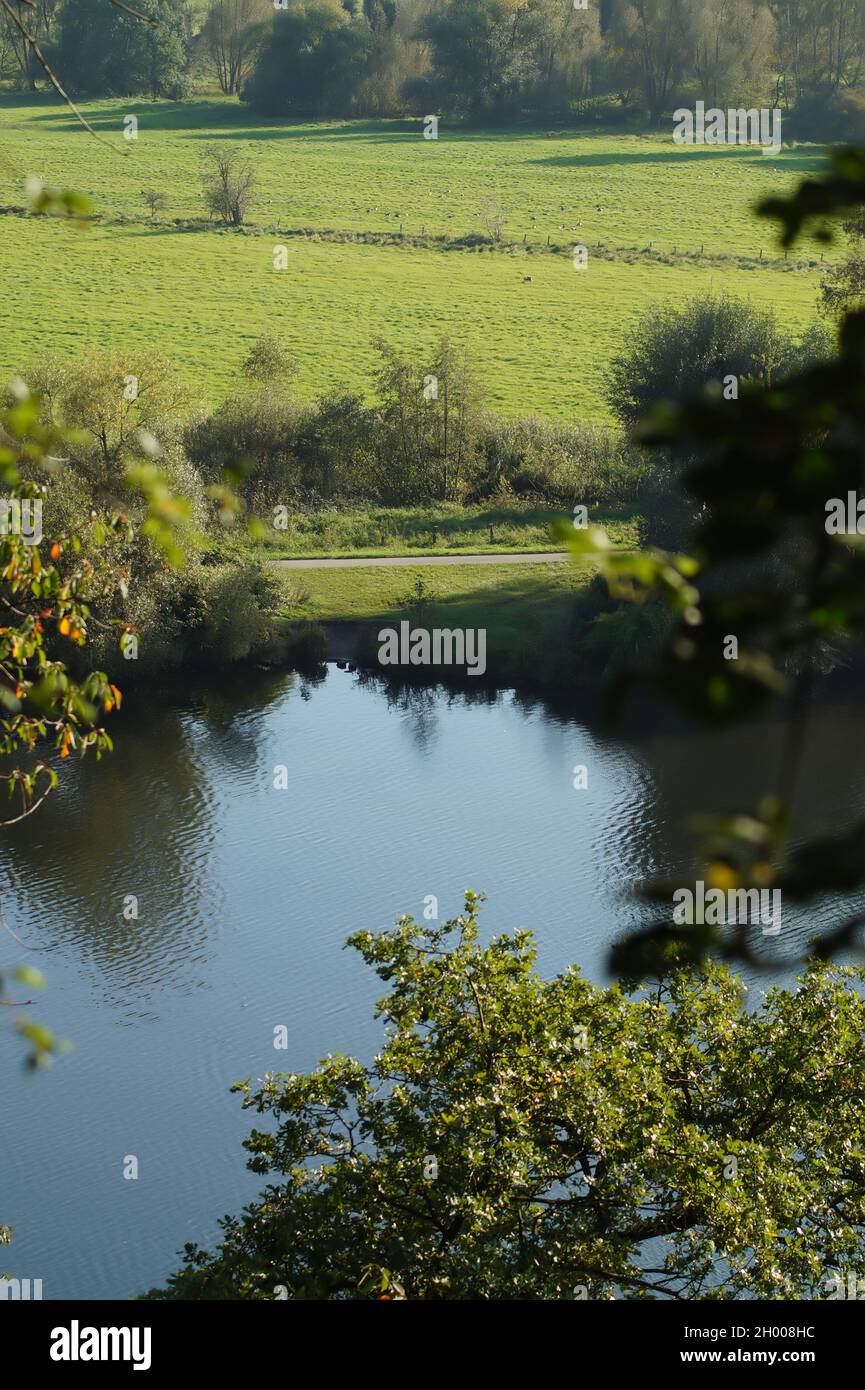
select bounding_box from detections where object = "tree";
[0,337,213,1076]
[243,0,373,117]
[0,0,60,91]
[479,194,506,242]
[201,0,270,96]
[373,335,485,503]
[200,146,255,226]
[141,188,167,218]
[360,0,396,31]
[692,0,776,109]
[525,0,602,112]
[0,386,135,825]
[606,294,804,429]
[21,345,294,673]
[821,207,865,317]
[187,337,379,509]
[27,346,194,474]
[51,0,192,98]
[147,894,865,1300]
[604,295,828,547]
[241,333,299,390]
[607,0,700,122]
[413,0,533,116]
[185,336,303,510]
[770,0,865,104]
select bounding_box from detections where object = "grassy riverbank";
[275,556,636,688]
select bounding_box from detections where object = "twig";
[109,0,158,22]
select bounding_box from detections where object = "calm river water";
[1,668,864,1299]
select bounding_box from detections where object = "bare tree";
[200,147,255,227]
[480,196,506,243]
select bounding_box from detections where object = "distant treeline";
[4,0,865,137]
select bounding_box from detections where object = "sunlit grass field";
[0,94,832,419]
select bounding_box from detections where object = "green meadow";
[0,95,832,421]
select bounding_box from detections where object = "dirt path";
[272,551,570,570]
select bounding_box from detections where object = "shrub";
[606,294,809,428]
[606,297,831,548]
[282,619,328,672]
[371,335,487,503]
[475,417,646,507]
[186,393,304,511]
[182,560,288,667]
[200,147,256,227]
[188,337,645,515]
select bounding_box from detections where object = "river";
[1,667,864,1299]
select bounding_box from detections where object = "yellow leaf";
[706,861,740,891]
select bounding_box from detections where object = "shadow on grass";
[333,505,565,545]
[529,146,829,172]
[11,96,264,133]
[341,568,594,690]
[8,96,820,163]
[308,568,586,627]
[393,506,556,543]
[263,505,635,556]
[184,119,426,143]
[18,98,427,142]
[186,122,651,144]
